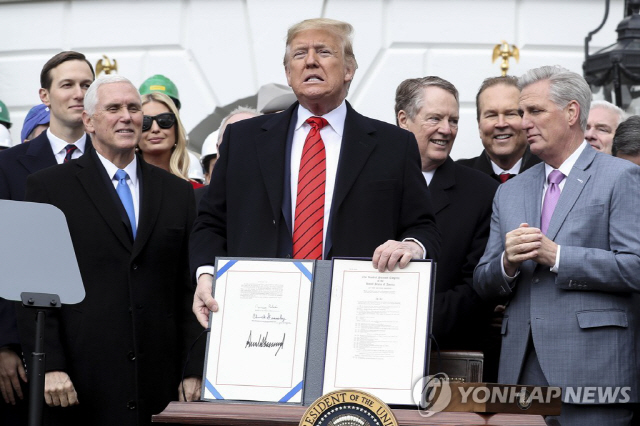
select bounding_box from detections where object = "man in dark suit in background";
[395,76,497,356]
[17,75,203,426]
[458,76,540,183]
[0,51,95,424]
[190,18,440,327]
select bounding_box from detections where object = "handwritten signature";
[245,331,286,356]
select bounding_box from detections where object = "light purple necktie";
[541,170,565,235]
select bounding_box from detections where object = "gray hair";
[518,65,592,131]
[217,106,261,145]
[613,115,640,157]
[84,75,139,116]
[395,76,459,124]
[590,100,627,126]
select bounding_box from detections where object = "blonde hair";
[283,18,358,72]
[140,92,190,181]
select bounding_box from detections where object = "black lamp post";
[583,0,640,110]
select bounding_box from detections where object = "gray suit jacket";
[474,144,640,403]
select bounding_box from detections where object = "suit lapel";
[18,133,56,173]
[429,157,455,215]
[524,163,545,228]
[331,103,377,215]
[76,152,133,251]
[132,159,162,258]
[545,147,594,240]
[255,106,293,224]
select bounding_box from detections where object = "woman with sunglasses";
[140,92,204,188]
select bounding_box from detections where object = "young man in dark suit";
[17,75,203,426]
[0,51,94,424]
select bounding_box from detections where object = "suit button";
[132,264,138,270]
[136,304,143,309]
[127,401,136,409]
[533,278,539,284]
[285,254,292,259]
[128,351,136,361]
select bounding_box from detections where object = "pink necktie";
[293,117,328,260]
[540,170,565,234]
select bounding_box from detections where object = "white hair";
[590,100,627,126]
[84,75,138,115]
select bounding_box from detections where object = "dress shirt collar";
[295,100,347,136]
[96,151,138,186]
[423,170,436,186]
[544,141,587,181]
[490,157,522,175]
[47,128,87,155]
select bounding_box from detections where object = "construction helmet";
[139,75,181,109]
[0,99,12,129]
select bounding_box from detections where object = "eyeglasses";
[142,113,176,132]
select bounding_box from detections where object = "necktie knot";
[64,144,77,163]
[306,116,328,131]
[115,169,129,183]
[498,173,515,183]
[548,170,565,185]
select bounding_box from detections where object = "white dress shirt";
[47,128,87,164]
[490,157,523,176]
[290,101,345,245]
[96,151,140,229]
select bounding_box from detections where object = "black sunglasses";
[142,113,176,132]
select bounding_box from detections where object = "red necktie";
[498,173,515,183]
[293,117,328,260]
[64,144,77,163]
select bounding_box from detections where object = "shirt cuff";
[550,245,561,273]
[402,238,426,259]
[196,265,215,281]
[501,251,520,283]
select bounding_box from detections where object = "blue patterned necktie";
[115,169,136,239]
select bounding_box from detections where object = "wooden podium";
[152,401,547,425]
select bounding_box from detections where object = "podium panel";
[152,402,547,425]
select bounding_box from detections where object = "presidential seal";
[300,390,398,426]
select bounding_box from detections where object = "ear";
[39,88,50,107]
[397,110,410,130]
[82,111,94,134]
[344,63,355,84]
[566,100,580,127]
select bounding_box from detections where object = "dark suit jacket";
[190,101,440,274]
[456,146,541,183]
[0,132,92,347]
[17,151,203,426]
[0,131,93,201]
[429,158,498,350]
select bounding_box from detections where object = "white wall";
[0,0,624,158]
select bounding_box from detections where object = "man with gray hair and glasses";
[474,65,640,425]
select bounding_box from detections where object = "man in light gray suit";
[474,65,640,425]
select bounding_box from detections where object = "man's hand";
[193,274,218,328]
[44,371,78,407]
[372,240,423,272]
[533,233,558,268]
[503,223,542,276]
[0,347,27,405]
[178,376,202,402]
